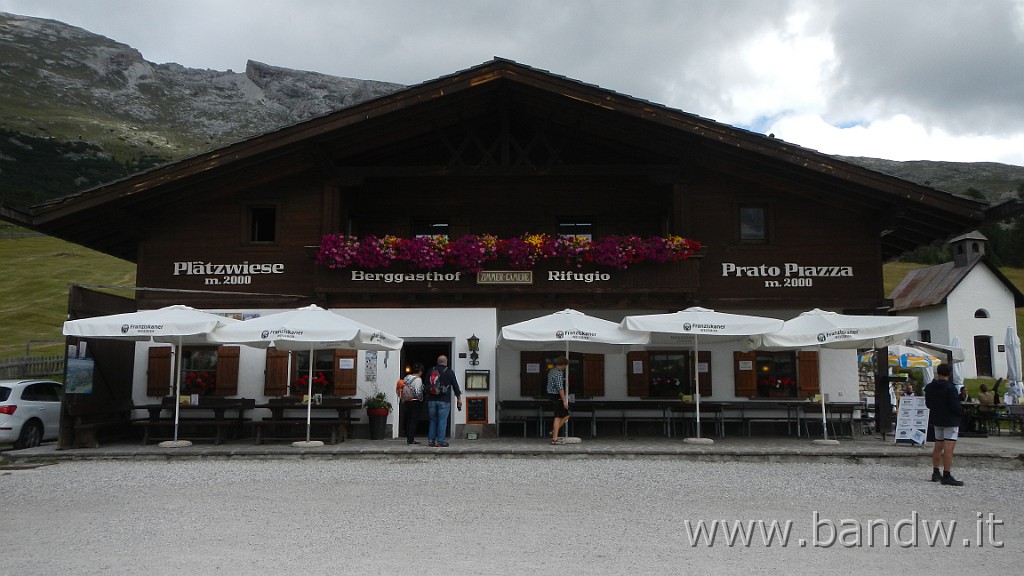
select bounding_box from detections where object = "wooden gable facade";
[4,59,990,312]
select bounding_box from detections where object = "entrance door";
[399,342,453,438]
[974,335,993,377]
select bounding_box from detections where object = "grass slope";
[0,229,1021,361]
[0,227,135,359]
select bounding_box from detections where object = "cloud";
[1,0,1022,166]
[826,0,1024,136]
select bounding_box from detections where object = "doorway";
[399,341,452,438]
[974,335,993,377]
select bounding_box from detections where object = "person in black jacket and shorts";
[924,364,964,486]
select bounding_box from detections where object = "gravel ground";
[1,458,1022,575]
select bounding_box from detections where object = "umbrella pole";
[306,346,314,443]
[285,350,292,397]
[173,337,183,442]
[694,336,702,438]
[818,346,827,441]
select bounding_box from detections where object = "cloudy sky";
[3,0,1023,166]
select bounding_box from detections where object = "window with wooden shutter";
[214,346,240,396]
[626,351,649,397]
[264,348,289,397]
[333,349,358,396]
[798,351,819,397]
[147,346,172,397]
[751,350,801,398]
[734,351,757,397]
[582,354,605,398]
[520,351,546,397]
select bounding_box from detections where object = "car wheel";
[14,421,43,449]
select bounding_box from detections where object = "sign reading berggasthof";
[720,262,854,289]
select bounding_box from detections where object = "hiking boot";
[436,441,449,447]
[427,441,436,447]
[941,474,964,486]
[931,470,942,482]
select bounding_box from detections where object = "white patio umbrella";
[950,336,965,389]
[499,309,650,439]
[210,304,403,445]
[1003,327,1022,404]
[499,309,650,353]
[62,305,240,447]
[621,307,784,441]
[748,308,918,442]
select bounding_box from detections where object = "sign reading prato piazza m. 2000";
[720,262,854,289]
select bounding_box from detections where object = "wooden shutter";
[582,354,605,398]
[696,350,712,397]
[734,351,757,397]
[147,346,172,397]
[520,351,545,397]
[334,349,358,396]
[264,348,289,397]
[214,346,240,396]
[798,351,820,397]
[626,351,649,397]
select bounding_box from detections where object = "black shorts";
[550,394,570,418]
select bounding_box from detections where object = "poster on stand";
[895,396,928,446]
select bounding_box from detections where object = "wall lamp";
[467,334,480,366]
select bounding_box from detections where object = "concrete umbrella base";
[158,440,193,448]
[292,440,325,448]
[811,439,841,446]
[683,437,715,445]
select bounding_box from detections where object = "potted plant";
[364,386,392,440]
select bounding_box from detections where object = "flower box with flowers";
[183,371,216,395]
[293,372,331,396]
[314,233,702,292]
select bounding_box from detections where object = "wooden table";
[252,397,362,444]
[132,397,255,445]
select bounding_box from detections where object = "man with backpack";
[426,355,462,447]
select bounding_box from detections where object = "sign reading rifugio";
[173,261,286,286]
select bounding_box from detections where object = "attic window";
[974,309,989,319]
[414,220,449,239]
[738,204,768,243]
[558,219,592,241]
[248,206,277,243]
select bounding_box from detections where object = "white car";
[0,379,63,449]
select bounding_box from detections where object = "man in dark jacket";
[425,355,462,448]
[924,364,964,486]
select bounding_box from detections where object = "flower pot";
[367,410,389,439]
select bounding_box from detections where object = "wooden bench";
[133,418,244,445]
[65,402,133,448]
[250,417,356,444]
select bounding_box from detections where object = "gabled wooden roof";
[889,258,1024,310]
[0,58,992,262]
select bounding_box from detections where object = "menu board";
[466,396,488,424]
